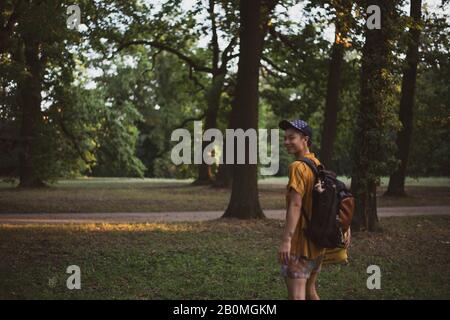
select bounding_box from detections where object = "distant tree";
[115,0,240,185]
[0,1,147,186]
[407,6,450,177]
[386,0,422,196]
[319,0,353,170]
[223,0,278,219]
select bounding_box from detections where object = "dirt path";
[0,206,449,224]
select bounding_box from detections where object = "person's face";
[283,127,309,155]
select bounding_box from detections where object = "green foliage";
[408,10,450,176]
[1,0,448,184]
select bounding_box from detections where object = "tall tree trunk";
[320,0,352,169]
[194,73,225,185]
[213,77,238,189]
[222,0,275,219]
[320,37,345,169]
[351,0,397,231]
[194,0,225,185]
[386,0,422,196]
[18,36,45,188]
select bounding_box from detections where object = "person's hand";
[344,227,351,249]
[314,181,325,193]
[278,240,291,265]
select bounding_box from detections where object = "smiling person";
[277,119,325,300]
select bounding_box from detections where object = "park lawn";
[0,215,449,300]
[0,177,449,213]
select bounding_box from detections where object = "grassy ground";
[0,215,449,299]
[0,177,449,213]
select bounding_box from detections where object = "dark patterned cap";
[278,119,313,146]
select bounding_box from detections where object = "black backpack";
[297,158,355,249]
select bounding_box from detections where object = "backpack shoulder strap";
[296,157,318,179]
[295,157,319,225]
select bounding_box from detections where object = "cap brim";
[278,120,294,130]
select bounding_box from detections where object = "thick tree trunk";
[386,0,422,196]
[320,1,351,169]
[351,0,396,231]
[351,175,379,231]
[213,162,232,188]
[222,0,271,219]
[320,40,344,169]
[17,37,45,188]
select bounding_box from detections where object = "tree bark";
[351,0,397,231]
[386,0,422,196]
[320,0,352,169]
[194,0,236,185]
[222,0,275,219]
[320,40,344,169]
[17,36,46,188]
[194,73,225,185]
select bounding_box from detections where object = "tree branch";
[116,40,213,74]
[268,24,307,61]
[261,63,281,79]
[149,49,162,72]
[154,113,207,158]
[209,0,220,72]
[219,35,238,71]
[261,55,298,78]
[188,65,206,92]
[177,113,206,129]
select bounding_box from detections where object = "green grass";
[0,177,449,213]
[0,215,449,299]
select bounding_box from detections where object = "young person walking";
[277,119,325,300]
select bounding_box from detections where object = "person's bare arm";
[282,189,302,241]
[278,189,302,264]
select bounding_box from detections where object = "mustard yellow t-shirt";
[285,152,325,260]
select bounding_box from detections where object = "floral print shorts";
[280,254,324,279]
